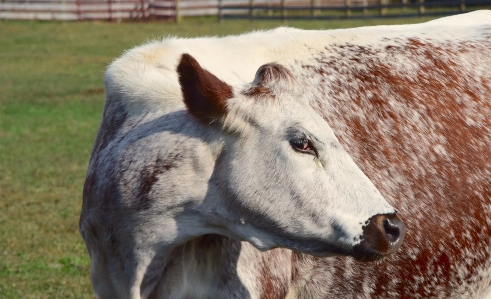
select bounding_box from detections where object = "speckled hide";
[80,11,491,299]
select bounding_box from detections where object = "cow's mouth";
[352,246,392,262]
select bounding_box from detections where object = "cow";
[80,10,491,299]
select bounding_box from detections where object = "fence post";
[345,0,351,17]
[459,0,465,12]
[107,0,112,21]
[218,0,223,22]
[310,0,318,17]
[175,0,181,23]
[76,0,81,20]
[281,0,287,22]
[139,0,145,19]
[401,0,408,11]
[418,0,424,15]
[249,0,254,21]
[379,0,388,16]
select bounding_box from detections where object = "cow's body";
[81,11,491,299]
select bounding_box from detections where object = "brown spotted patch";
[293,35,491,298]
[258,249,291,299]
[136,153,184,211]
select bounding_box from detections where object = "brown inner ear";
[177,54,233,123]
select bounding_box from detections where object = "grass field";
[0,14,458,298]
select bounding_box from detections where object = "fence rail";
[219,0,491,20]
[0,0,218,20]
[0,0,490,21]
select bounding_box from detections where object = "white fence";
[0,0,219,20]
[1,0,489,20]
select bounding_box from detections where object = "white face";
[212,90,396,256]
[177,55,402,259]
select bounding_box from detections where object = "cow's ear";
[244,63,294,98]
[177,54,233,123]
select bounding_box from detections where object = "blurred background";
[1,1,490,298]
[1,0,491,21]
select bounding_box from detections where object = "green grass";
[0,14,465,297]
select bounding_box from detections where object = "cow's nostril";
[353,213,406,262]
[383,218,401,243]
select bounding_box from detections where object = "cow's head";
[178,54,405,261]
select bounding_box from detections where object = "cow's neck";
[147,235,247,298]
[148,234,294,299]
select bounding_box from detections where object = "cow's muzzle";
[352,213,406,262]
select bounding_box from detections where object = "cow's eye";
[290,138,318,157]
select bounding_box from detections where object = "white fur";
[106,11,491,117]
